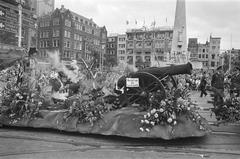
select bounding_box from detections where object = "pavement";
[0,90,239,159]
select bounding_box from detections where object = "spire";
[171,0,187,63]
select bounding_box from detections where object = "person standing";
[211,66,224,107]
[199,72,207,97]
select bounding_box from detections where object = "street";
[0,91,240,159]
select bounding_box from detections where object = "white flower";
[171,114,176,119]
[161,101,166,106]
[173,121,177,125]
[154,113,159,118]
[150,109,156,114]
[145,120,149,124]
[187,107,190,111]
[16,93,20,97]
[38,102,42,105]
[150,121,155,126]
[147,113,151,117]
[19,96,23,99]
[167,118,173,123]
[141,120,144,123]
[159,108,164,113]
[140,127,144,132]
[144,115,147,119]
[145,128,150,132]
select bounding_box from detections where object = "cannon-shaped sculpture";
[116,62,193,107]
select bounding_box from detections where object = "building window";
[64,40,71,48]
[202,54,205,58]
[64,30,71,38]
[74,41,82,50]
[74,34,82,41]
[127,56,133,64]
[145,56,151,62]
[85,21,88,25]
[118,50,125,54]
[92,30,94,35]
[65,19,71,27]
[119,44,125,48]
[52,39,59,47]
[212,54,215,59]
[199,54,201,58]
[206,54,208,58]
[203,49,205,53]
[40,22,44,27]
[82,26,85,31]
[127,49,133,54]
[45,40,50,47]
[53,18,60,26]
[45,21,50,27]
[40,41,44,48]
[120,56,125,60]
[211,61,215,67]
[136,56,142,62]
[53,30,60,37]
[212,46,216,50]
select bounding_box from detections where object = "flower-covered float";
[0,50,211,140]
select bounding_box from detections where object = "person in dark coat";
[211,66,224,107]
[199,72,207,97]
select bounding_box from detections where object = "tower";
[171,0,187,63]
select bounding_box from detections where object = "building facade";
[188,36,221,70]
[106,35,118,67]
[37,5,107,65]
[29,0,55,17]
[188,38,198,61]
[208,36,221,69]
[117,34,126,64]
[0,0,37,49]
[125,27,173,69]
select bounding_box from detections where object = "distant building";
[188,38,198,61]
[222,48,240,69]
[29,0,55,17]
[37,5,107,65]
[125,27,173,68]
[0,0,37,49]
[106,35,118,67]
[117,34,127,64]
[188,36,221,69]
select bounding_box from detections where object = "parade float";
[0,50,211,140]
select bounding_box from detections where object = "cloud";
[55,0,240,50]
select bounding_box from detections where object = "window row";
[39,39,59,48]
[73,16,97,28]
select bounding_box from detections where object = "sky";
[55,0,240,50]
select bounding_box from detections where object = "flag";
[126,20,129,25]
[135,20,137,25]
[166,18,167,23]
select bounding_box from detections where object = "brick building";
[125,27,173,68]
[188,36,221,69]
[37,5,107,65]
[106,35,118,67]
[117,34,126,64]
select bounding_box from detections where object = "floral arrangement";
[212,96,240,122]
[139,86,204,132]
[63,88,112,125]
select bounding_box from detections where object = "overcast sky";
[55,0,240,50]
